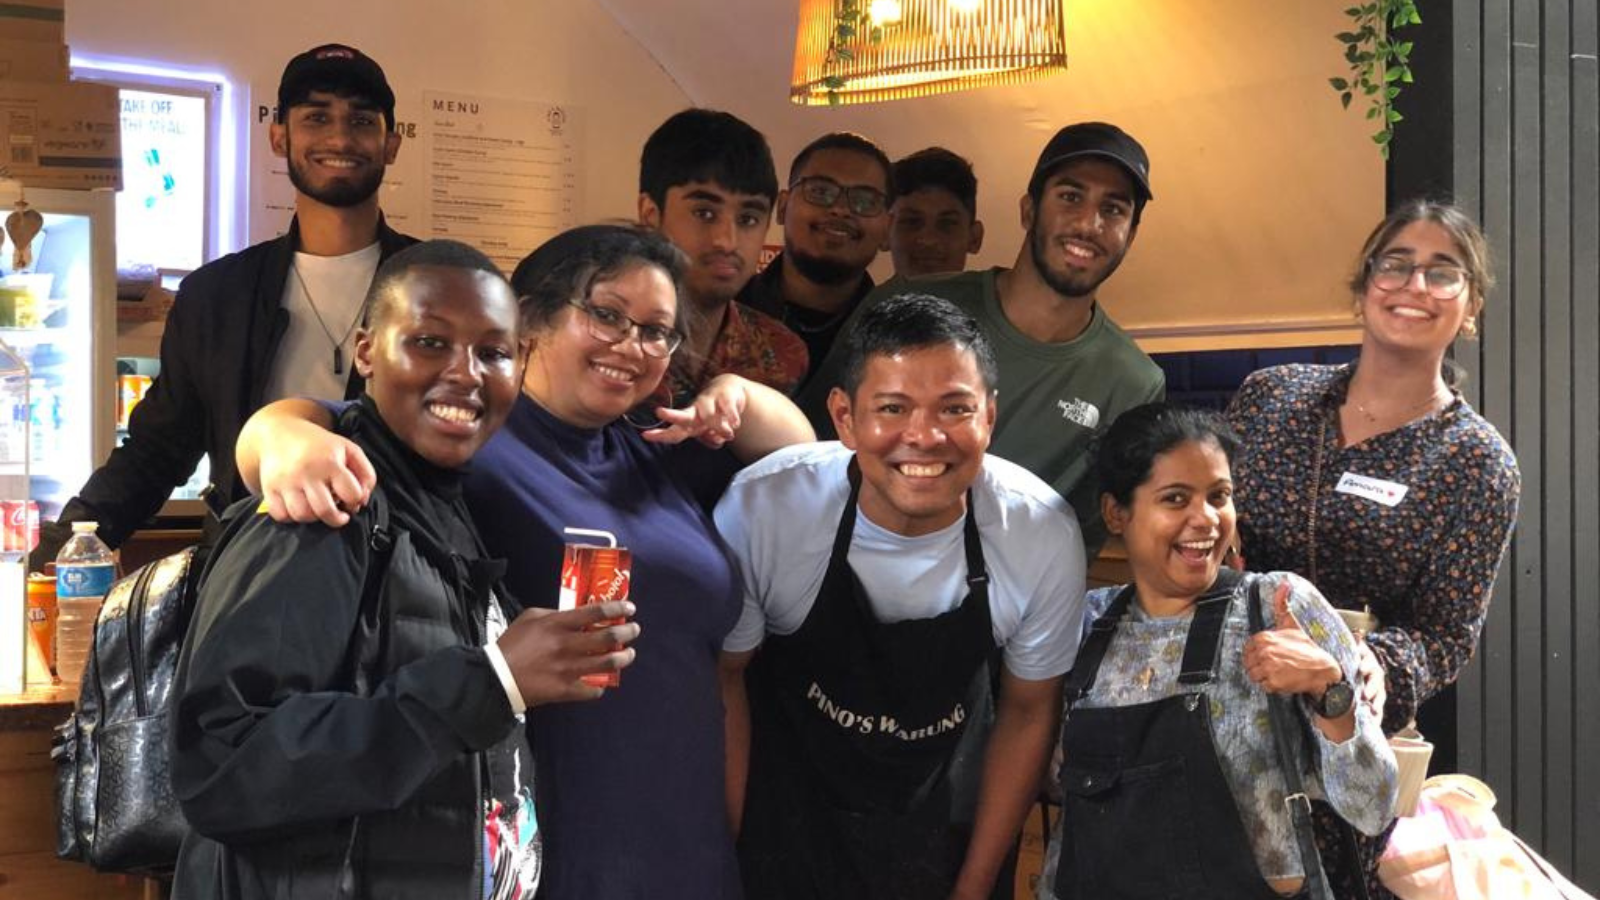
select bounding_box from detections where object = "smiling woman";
[232,225,816,900]
[1225,201,1520,898]
[1040,402,1397,900]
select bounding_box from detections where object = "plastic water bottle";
[55,521,114,689]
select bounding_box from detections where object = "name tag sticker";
[1335,472,1409,507]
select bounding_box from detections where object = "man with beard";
[797,123,1165,557]
[637,108,808,404]
[32,43,416,569]
[741,132,893,389]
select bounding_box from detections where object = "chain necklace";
[290,261,363,375]
[1349,385,1449,425]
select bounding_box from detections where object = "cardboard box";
[0,39,68,81]
[0,80,121,190]
[0,0,63,45]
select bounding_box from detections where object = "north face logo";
[1056,398,1100,428]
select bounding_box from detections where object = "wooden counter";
[1,653,156,898]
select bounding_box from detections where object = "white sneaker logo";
[1056,398,1101,429]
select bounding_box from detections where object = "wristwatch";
[1312,677,1355,719]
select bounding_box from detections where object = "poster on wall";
[116,88,209,271]
[247,86,580,272]
[421,91,582,273]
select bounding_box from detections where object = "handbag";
[1378,774,1596,900]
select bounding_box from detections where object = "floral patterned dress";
[1226,362,1520,897]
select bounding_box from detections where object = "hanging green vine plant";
[822,0,885,105]
[1330,0,1422,157]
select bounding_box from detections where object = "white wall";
[69,0,1386,350]
[66,0,693,255]
[604,0,1387,350]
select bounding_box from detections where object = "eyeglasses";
[792,176,889,217]
[1369,256,1470,300]
[567,299,684,358]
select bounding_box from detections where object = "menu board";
[422,92,582,272]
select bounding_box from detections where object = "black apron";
[739,462,997,900]
[1053,574,1309,900]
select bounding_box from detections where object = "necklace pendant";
[334,346,344,376]
[1137,665,1155,691]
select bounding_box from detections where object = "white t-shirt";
[715,442,1088,681]
[266,243,383,403]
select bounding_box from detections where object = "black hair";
[838,292,997,398]
[892,147,977,216]
[639,108,779,209]
[1096,403,1239,506]
[788,132,896,202]
[510,223,689,335]
[363,239,507,329]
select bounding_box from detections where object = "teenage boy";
[741,132,894,386]
[890,147,985,279]
[800,123,1167,556]
[33,43,417,570]
[719,293,1085,900]
[637,108,808,402]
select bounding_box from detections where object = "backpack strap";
[337,488,396,698]
[1248,578,1335,900]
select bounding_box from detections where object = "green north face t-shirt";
[799,268,1165,556]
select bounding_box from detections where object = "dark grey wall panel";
[1445,0,1600,888]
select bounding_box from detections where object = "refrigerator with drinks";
[0,186,116,523]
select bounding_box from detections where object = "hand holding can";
[498,601,639,706]
[558,527,633,688]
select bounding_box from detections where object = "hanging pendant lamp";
[790,0,1069,106]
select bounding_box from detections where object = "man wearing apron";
[716,294,1088,899]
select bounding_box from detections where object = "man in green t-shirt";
[798,122,1166,556]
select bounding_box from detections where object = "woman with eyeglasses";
[1224,201,1520,898]
[234,224,814,900]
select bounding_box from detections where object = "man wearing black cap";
[32,43,416,570]
[798,122,1165,557]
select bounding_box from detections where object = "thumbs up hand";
[1243,580,1343,698]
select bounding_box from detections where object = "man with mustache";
[33,43,416,569]
[741,132,895,389]
[799,123,1165,557]
[638,108,808,403]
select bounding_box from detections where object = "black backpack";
[52,494,395,873]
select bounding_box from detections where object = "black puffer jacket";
[169,399,525,900]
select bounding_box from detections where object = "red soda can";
[1,499,32,553]
[559,528,631,688]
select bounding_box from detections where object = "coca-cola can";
[2,499,38,553]
[558,528,631,688]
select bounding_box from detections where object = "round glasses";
[793,176,889,217]
[1369,256,1470,300]
[568,298,684,358]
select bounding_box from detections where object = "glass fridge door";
[0,188,115,521]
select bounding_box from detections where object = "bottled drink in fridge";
[55,521,113,689]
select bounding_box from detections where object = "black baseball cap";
[1028,122,1153,203]
[277,43,395,127]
